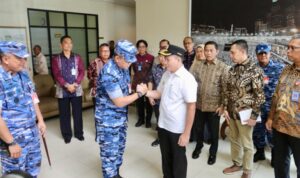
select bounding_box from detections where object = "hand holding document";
[238,109,261,125]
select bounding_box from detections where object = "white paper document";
[238,109,262,125]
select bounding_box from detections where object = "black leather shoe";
[208,155,216,165]
[64,138,71,144]
[145,122,152,128]
[192,149,201,159]
[151,139,160,147]
[253,149,266,162]
[135,120,145,127]
[75,136,85,141]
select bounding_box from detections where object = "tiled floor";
[1,107,297,178]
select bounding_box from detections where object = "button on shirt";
[258,59,284,118]
[223,59,265,120]
[0,66,37,135]
[158,66,197,134]
[192,59,229,112]
[95,60,130,127]
[270,64,300,138]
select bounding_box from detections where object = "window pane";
[29,10,47,26]
[30,27,49,55]
[68,29,87,67]
[50,28,65,54]
[88,53,98,64]
[67,14,84,27]
[88,29,97,52]
[49,12,64,27]
[87,15,96,28]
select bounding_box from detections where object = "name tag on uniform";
[263,75,269,85]
[71,68,77,76]
[138,64,142,72]
[292,91,300,102]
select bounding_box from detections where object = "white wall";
[135,0,189,54]
[0,0,136,72]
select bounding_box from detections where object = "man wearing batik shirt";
[253,43,284,164]
[222,40,265,178]
[183,36,195,70]
[191,41,229,165]
[87,43,110,106]
[266,37,300,178]
[52,35,85,144]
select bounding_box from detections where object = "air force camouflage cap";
[0,41,30,58]
[114,40,137,63]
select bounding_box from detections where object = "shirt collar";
[204,58,218,65]
[174,65,185,77]
[61,52,74,59]
[185,49,195,56]
[235,58,250,67]
[0,66,12,81]
[258,59,274,68]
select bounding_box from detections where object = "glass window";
[68,29,87,67]
[87,15,97,28]
[50,28,65,54]
[88,53,98,64]
[67,14,84,27]
[30,27,49,55]
[88,29,97,52]
[49,12,64,27]
[29,10,47,26]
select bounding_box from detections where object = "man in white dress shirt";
[33,45,48,75]
[140,45,197,178]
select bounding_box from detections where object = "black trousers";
[273,129,300,178]
[158,128,187,178]
[195,110,220,156]
[136,96,153,123]
[153,104,160,123]
[58,96,84,139]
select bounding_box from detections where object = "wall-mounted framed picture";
[0,26,28,45]
[191,0,299,65]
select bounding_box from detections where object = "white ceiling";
[103,0,135,7]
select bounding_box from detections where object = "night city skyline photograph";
[191,0,300,35]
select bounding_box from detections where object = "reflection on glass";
[30,27,49,54]
[68,29,87,67]
[87,15,97,28]
[49,12,64,27]
[29,10,47,26]
[67,14,84,27]
[88,29,97,52]
[50,28,65,54]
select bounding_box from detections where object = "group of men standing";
[0,35,300,178]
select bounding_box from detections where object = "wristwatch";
[137,92,144,98]
[7,140,17,147]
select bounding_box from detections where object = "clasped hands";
[136,83,148,96]
[66,83,78,93]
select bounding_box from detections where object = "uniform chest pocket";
[167,84,181,101]
[4,87,32,109]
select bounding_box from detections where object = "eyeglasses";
[287,45,300,51]
[257,52,268,55]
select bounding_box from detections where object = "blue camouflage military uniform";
[253,59,284,149]
[95,40,137,178]
[0,41,41,178]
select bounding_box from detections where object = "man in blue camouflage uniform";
[95,40,148,178]
[0,41,46,178]
[253,43,284,164]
